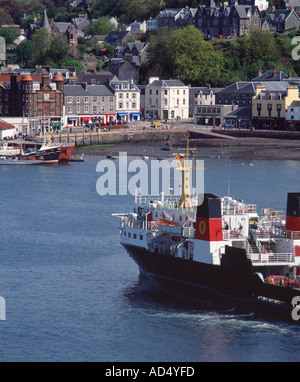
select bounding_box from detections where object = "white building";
[286,100,300,129]
[146,18,158,31]
[0,119,16,139]
[145,77,190,121]
[109,78,141,122]
[255,0,269,11]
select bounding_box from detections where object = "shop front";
[67,117,78,127]
[117,112,127,123]
[130,112,140,122]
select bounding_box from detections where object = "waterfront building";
[144,77,189,121]
[107,78,141,122]
[0,72,64,134]
[252,84,300,130]
[194,104,238,126]
[285,101,300,130]
[0,119,15,139]
[64,83,116,126]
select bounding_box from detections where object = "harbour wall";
[37,129,189,147]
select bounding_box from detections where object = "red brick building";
[0,73,64,118]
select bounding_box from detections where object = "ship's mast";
[177,132,196,208]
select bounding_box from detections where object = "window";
[77,96,80,103]
[267,104,272,117]
[84,96,89,103]
[67,96,72,103]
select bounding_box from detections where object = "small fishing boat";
[161,142,171,151]
[69,154,84,162]
[106,154,119,159]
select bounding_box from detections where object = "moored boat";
[58,145,75,163]
[0,155,43,165]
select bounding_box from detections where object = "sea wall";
[37,129,189,146]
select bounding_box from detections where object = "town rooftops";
[0,119,15,130]
[252,70,289,82]
[148,79,187,87]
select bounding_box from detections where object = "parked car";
[25,135,35,141]
[151,121,162,128]
[218,35,227,39]
[265,275,294,287]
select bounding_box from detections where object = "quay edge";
[36,129,189,147]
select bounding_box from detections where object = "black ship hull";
[122,243,300,324]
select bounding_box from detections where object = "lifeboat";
[157,219,181,226]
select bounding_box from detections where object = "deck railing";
[248,252,295,264]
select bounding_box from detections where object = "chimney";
[273,69,276,77]
[148,76,159,84]
[258,69,262,76]
[42,74,51,89]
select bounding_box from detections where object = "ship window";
[133,234,137,239]
[140,235,143,240]
[124,231,126,236]
[128,232,131,238]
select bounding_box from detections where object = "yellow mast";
[177,132,196,208]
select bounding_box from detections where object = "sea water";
[0,154,300,362]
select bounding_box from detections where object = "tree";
[16,40,34,67]
[170,25,223,86]
[144,27,173,79]
[245,30,280,65]
[88,17,116,35]
[31,28,52,65]
[48,34,71,63]
[60,58,84,75]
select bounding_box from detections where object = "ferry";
[113,137,300,324]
